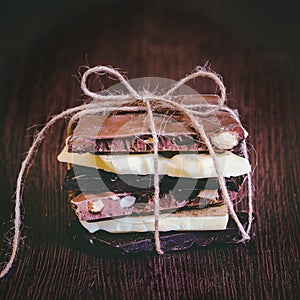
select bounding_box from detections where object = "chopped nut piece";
[120,195,136,208]
[211,131,239,150]
[87,199,104,213]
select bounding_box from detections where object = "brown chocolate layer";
[68,95,246,153]
[71,192,189,221]
[70,190,231,222]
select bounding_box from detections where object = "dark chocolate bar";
[69,212,254,255]
[63,166,245,197]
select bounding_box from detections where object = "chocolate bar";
[63,166,245,195]
[69,190,237,222]
[69,212,254,255]
[68,95,247,153]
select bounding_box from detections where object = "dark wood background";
[0,1,299,299]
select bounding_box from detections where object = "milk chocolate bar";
[68,95,247,153]
[70,190,235,222]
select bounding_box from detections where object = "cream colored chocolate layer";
[80,205,228,233]
[57,147,250,178]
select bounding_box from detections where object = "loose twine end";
[0,65,253,278]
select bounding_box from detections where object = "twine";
[0,65,253,278]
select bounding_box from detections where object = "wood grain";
[0,1,299,299]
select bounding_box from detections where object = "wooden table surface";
[0,1,299,299]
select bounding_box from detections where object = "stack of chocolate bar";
[58,95,250,238]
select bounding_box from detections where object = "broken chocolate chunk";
[68,95,246,153]
[69,212,255,255]
[63,166,246,199]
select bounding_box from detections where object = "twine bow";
[0,65,253,278]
